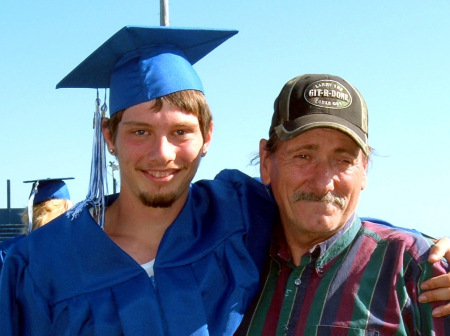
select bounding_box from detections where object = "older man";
[237,74,450,335]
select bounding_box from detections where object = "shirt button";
[294,278,301,286]
[318,267,324,275]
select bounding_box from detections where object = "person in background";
[21,177,74,233]
[236,74,450,335]
[0,177,74,270]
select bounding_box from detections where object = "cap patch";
[304,79,352,110]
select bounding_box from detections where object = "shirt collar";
[271,214,360,266]
[312,214,355,259]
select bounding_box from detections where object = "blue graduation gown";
[0,235,25,273]
[0,170,278,335]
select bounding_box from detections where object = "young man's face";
[105,99,212,208]
[260,127,367,248]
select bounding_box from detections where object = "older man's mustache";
[292,191,345,209]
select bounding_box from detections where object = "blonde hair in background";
[21,199,74,234]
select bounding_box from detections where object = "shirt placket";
[276,257,316,336]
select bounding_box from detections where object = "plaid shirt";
[236,217,450,336]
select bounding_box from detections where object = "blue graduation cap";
[24,178,73,205]
[56,25,238,115]
[55,26,238,229]
[23,178,74,233]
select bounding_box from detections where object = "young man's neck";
[103,191,188,264]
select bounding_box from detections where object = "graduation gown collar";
[16,179,248,300]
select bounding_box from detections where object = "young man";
[0,26,279,336]
[237,74,450,335]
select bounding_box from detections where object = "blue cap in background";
[24,177,74,205]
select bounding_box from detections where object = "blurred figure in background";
[0,178,74,269]
[21,177,74,233]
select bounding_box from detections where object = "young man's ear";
[201,122,213,156]
[102,118,114,151]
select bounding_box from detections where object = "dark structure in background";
[0,180,25,242]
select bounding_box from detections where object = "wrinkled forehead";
[281,127,365,155]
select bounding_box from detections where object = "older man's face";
[260,128,367,248]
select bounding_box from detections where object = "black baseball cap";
[270,74,369,155]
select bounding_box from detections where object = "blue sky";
[1,1,449,238]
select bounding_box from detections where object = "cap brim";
[274,114,370,155]
[23,177,74,184]
[56,26,238,89]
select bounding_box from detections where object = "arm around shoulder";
[415,251,450,333]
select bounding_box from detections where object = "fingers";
[429,237,450,263]
[420,273,450,316]
[432,302,450,318]
[419,287,450,317]
[421,273,450,291]
[419,286,450,302]
[419,238,450,316]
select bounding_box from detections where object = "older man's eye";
[337,157,357,167]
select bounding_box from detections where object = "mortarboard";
[23,177,74,233]
[56,25,238,115]
[55,26,238,229]
[24,177,73,205]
